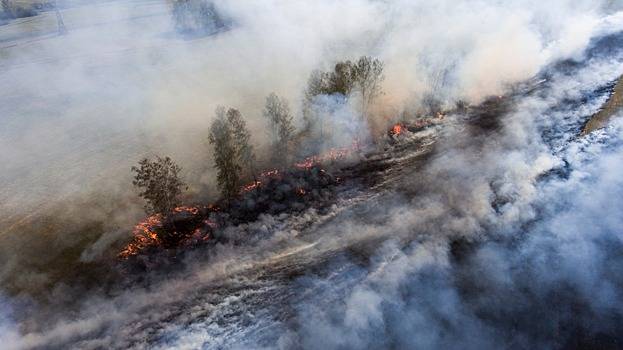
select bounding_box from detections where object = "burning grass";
[118,206,218,259]
[118,123,444,262]
[118,145,360,260]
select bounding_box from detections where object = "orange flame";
[120,142,359,258]
[241,180,262,193]
[391,124,403,135]
[173,206,199,215]
[118,213,163,259]
[294,146,354,170]
[118,205,215,259]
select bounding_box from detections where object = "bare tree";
[303,56,384,121]
[302,64,351,134]
[209,107,256,199]
[226,108,256,180]
[132,156,185,215]
[352,56,384,117]
[263,93,296,166]
[209,107,240,200]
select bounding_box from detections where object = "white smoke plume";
[2,0,623,349]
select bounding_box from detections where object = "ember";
[241,180,262,193]
[391,124,403,135]
[294,146,355,170]
[173,206,199,215]
[118,214,164,259]
[118,205,216,259]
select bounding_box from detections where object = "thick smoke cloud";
[2,0,623,349]
[0,0,616,212]
[282,39,623,350]
[291,117,623,349]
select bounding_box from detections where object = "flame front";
[120,144,358,259]
[294,145,355,170]
[118,213,163,259]
[118,206,211,259]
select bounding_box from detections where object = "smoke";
[1,0,618,212]
[305,94,371,152]
[281,32,623,350]
[2,0,623,348]
[290,117,623,349]
[0,295,20,350]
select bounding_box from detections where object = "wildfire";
[391,123,403,135]
[120,143,359,259]
[173,206,199,215]
[260,169,280,177]
[118,213,163,259]
[118,205,216,259]
[294,146,355,170]
[240,169,282,194]
[241,180,262,193]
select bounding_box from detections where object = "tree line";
[132,56,384,216]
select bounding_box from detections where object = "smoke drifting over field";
[2,0,623,349]
[1,0,618,211]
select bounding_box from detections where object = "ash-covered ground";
[3,1,623,350]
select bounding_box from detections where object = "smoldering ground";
[2,0,623,349]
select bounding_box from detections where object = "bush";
[1,0,38,21]
[132,156,186,215]
[171,0,225,35]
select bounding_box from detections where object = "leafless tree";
[351,56,384,118]
[263,93,296,166]
[209,107,239,200]
[209,107,256,199]
[303,56,384,121]
[226,108,256,180]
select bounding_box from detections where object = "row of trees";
[304,56,384,119]
[132,93,295,213]
[132,57,383,216]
